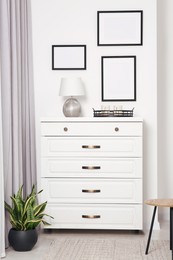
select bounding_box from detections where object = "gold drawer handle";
[82,145,101,149]
[82,189,101,193]
[82,166,101,170]
[82,215,101,219]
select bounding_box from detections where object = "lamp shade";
[59,77,85,96]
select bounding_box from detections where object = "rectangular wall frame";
[97,10,143,46]
[52,45,86,70]
[101,56,136,101]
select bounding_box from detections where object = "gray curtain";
[0,0,37,252]
[0,61,5,257]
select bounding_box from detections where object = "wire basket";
[93,108,134,117]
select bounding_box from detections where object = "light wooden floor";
[4,222,170,260]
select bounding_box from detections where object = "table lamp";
[59,77,85,117]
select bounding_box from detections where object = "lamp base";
[63,97,81,117]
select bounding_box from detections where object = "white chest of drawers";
[40,118,143,230]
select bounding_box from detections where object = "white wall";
[157,0,173,221]
[31,0,157,227]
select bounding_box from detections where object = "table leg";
[170,208,172,250]
[170,207,173,260]
[145,206,157,255]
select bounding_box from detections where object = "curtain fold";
[0,55,5,258]
[0,0,37,253]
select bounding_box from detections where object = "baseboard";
[1,253,6,258]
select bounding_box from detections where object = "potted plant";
[5,184,53,251]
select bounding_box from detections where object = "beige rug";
[43,238,171,260]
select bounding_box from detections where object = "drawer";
[41,137,142,157]
[41,178,142,203]
[44,204,143,230]
[41,158,142,178]
[41,122,142,136]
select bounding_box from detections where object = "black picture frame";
[101,56,136,102]
[97,10,143,46]
[52,45,87,70]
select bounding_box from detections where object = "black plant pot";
[8,228,38,251]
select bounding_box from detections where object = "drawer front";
[41,158,142,178]
[41,122,142,136]
[41,137,142,157]
[45,204,143,230]
[41,179,142,203]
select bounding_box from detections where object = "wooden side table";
[145,199,173,259]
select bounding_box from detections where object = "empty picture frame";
[52,45,86,70]
[101,56,136,101]
[97,10,143,46]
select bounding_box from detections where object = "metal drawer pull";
[82,189,101,193]
[82,215,101,219]
[82,166,101,170]
[82,145,101,149]
[64,127,68,132]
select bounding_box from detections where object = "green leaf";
[4,184,53,230]
[34,202,47,216]
[27,204,34,221]
[22,195,36,217]
[37,189,43,194]
[16,185,24,199]
[42,220,51,225]
[5,202,13,215]
[37,213,54,219]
